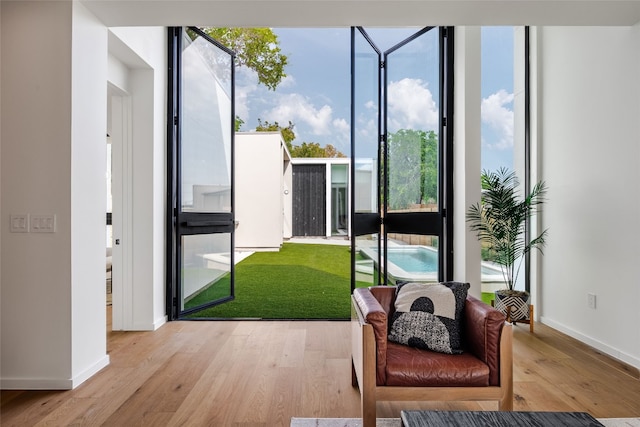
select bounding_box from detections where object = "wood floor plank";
[0,391,68,427]
[2,313,640,426]
[279,328,307,368]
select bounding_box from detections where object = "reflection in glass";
[353,29,379,214]
[355,233,380,287]
[386,29,439,212]
[181,31,233,213]
[181,233,232,310]
[331,164,348,235]
[364,234,439,284]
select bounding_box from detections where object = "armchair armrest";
[463,295,507,386]
[353,287,392,385]
[369,286,397,318]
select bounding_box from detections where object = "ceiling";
[82,0,640,27]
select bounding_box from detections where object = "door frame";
[166,27,237,319]
[107,84,134,330]
[350,26,455,290]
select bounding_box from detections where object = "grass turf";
[184,241,498,319]
[186,242,369,319]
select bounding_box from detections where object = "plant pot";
[494,289,530,322]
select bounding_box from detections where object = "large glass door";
[351,28,382,288]
[168,27,236,319]
[351,27,453,289]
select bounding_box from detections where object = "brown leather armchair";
[351,286,513,427]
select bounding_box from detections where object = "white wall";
[453,26,482,299]
[0,3,166,389]
[235,132,289,250]
[537,25,640,369]
[70,0,111,388]
[1,1,109,389]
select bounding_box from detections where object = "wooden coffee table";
[401,410,604,426]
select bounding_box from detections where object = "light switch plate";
[10,214,30,232]
[31,214,56,233]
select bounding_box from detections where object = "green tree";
[290,142,344,158]
[202,28,288,91]
[323,144,346,159]
[255,119,296,152]
[254,119,345,158]
[290,142,326,158]
[386,129,438,210]
[235,115,245,132]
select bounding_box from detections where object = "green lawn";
[185,241,497,319]
[481,292,494,306]
[187,242,370,319]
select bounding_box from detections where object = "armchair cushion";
[385,341,490,386]
[388,282,470,354]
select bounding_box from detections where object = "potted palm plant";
[466,167,548,322]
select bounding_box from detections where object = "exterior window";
[480,27,527,292]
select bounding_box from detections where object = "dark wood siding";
[292,164,326,236]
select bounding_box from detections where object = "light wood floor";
[2,310,640,426]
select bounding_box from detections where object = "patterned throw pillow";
[388,281,470,354]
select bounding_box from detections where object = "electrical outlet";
[587,293,597,309]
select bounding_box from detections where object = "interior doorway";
[106,83,132,330]
[106,133,112,309]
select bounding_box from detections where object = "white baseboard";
[152,315,167,330]
[1,354,110,390]
[1,377,74,390]
[130,315,166,331]
[541,316,640,371]
[71,354,110,388]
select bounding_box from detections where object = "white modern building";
[235,131,293,250]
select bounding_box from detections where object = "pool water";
[386,247,438,273]
[376,246,503,276]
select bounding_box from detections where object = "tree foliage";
[386,129,438,210]
[235,116,245,132]
[323,144,346,159]
[255,119,345,158]
[202,27,288,91]
[255,119,296,150]
[199,27,343,159]
[289,142,345,158]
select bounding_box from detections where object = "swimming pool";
[359,245,504,284]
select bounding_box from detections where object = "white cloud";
[354,79,437,150]
[386,78,439,132]
[235,84,257,122]
[235,67,260,123]
[332,117,351,147]
[278,74,297,89]
[481,89,514,150]
[263,93,334,136]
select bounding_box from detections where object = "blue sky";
[234,27,515,171]
[480,26,515,171]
